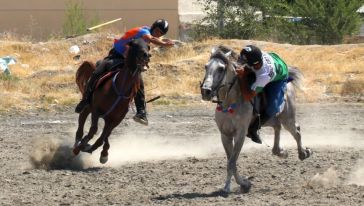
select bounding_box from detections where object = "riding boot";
[133,78,148,125]
[247,113,271,144]
[74,73,99,113]
[133,109,148,125]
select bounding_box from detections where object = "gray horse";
[200,45,312,193]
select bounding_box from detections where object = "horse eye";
[217,66,225,72]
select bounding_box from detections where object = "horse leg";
[75,109,90,145]
[100,137,110,164]
[221,133,233,193]
[73,113,99,154]
[73,108,91,155]
[231,131,251,193]
[283,122,312,160]
[98,118,122,164]
[80,112,99,152]
[87,121,116,164]
[272,124,288,158]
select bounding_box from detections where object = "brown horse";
[73,39,150,164]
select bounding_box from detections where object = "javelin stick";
[146,96,161,103]
[86,18,122,31]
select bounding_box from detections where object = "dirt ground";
[0,103,363,205]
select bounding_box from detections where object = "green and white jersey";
[251,52,288,93]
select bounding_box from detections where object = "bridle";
[129,46,150,76]
[135,53,150,74]
[201,56,238,103]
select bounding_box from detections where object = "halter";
[207,57,238,104]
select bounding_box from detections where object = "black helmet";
[239,45,262,66]
[151,19,169,35]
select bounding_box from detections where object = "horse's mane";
[210,45,239,66]
[125,38,148,73]
[216,45,239,60]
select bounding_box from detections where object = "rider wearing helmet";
[238,45,289,144]
[75,19,174,126]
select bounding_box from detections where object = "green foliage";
[62,0,100,37]
[293,0,364,44]
[192,0,269,40]
[62,0,87,37]
[192,0,364,44]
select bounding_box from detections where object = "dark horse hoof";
[240,181,252,193]
[81,144,92,153]
[299,147,313,161]
[73,146,80,156]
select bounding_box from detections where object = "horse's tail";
[76,61,96,95]
[288,66,304,91]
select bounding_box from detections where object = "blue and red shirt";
[113,26,151,55]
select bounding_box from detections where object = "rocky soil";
[0,103,363,205]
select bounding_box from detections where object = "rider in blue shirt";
[75,19,174,126]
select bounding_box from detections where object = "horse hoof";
[100,155,108,164]
[305,148,313,158]
[81,144,92,153]
[73,146,80,156]
[273,148,288,159]
[299,148,313,160]
[240,181,252,193]
[280,150,289,159]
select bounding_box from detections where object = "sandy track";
[0,103,363,205]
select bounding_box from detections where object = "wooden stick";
[87,18,122,31]
[146,96,161,103]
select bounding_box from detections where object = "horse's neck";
[125,58,137,73]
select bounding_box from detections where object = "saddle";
[94,57,125,89]
[95,70,118,89]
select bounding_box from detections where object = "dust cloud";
[347,159,364,186]
[96,133,223,167]
[29,121,363,175]
[80,125,363,168]
[308,167,339,188]
[29,137,92,170]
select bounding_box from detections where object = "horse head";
[125,39,151,75]
[200,45,238,102]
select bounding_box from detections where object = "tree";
[293,0,364,44]
[192,0,364,45]
[192,0,272,40]
[192,0,301,41]
[62,0,88,37]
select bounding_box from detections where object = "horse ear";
[211,47,218,54]
[224,51,232,57]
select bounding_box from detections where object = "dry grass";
[0,33,363,113]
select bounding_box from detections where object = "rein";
[213,60,238,104]
[101,68,139,119]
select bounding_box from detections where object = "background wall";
[0,0,179,40]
